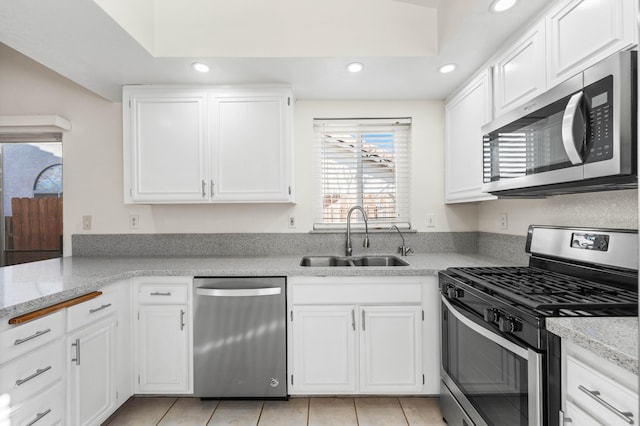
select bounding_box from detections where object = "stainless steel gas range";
[439,225,638,426]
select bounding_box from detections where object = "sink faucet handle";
[399,246,413,256]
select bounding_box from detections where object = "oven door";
[441,297,543,426]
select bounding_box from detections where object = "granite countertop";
[546,317,639,374]
[0,252,512,320]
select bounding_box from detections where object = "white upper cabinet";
[124,89,208,203]
[546,0,637,87]
[210,90,293,202]
[493,22,546,117]
[444,69,496,203]
[123,86,294,204]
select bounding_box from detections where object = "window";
[313,118,410,230]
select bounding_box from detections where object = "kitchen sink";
[300,255,409,267]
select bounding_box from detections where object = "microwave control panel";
[584,75,614,163]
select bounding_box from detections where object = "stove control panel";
[571,232,610,251]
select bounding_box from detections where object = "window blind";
[313,118,411,230]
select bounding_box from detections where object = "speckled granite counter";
[547,317,639,374]
[0,253,514,320]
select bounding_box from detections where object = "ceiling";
[0,0,555,102]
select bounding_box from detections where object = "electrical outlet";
[499,213,508,230]
[426,214,436,228]
[82,215,92,231]
[288,216,296,229]
[130,214,140,229]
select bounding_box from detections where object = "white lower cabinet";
[292,305,357,393]
[561,341,638,426]
[66,316,117,426]
[359,305,422,393]
[133,277,193,394]
[288,276,435,395]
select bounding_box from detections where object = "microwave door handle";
[561,91,586,165]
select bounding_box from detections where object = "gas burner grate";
[448,266,638,311]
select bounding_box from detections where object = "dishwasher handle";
[196,287,282,297]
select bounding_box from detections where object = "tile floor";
[103,396,447,426]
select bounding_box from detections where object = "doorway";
[1,136,63,266]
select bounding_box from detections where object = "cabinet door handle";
[361,310,366,331]
[25,408,52,426]
[150,291,172,296]
[351,310,355,331]
[180,309,185,331]
[89,303,112,314]
[14,328,51,346]
[71,338,80,365]
[202,180,206,197]
[211,180,215,196]
[16,365,52,386]
[578,385,634,424]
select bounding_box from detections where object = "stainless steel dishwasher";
[193,276,287,399]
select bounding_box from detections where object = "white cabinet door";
[124,89,208,203]
[493,22,546,117]
[546,0,637,87]
[210,90,294,202]
[359,305,422,393]
[123,85,294,204]
[291,305,357,394]
[137,305,190,393]
[444,70,496,203]
[66,316,116,426]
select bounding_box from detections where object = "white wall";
[478,189,638,236]
[0,43,479,256]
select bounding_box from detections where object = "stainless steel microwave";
[482,50,637,197]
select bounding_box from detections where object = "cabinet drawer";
[138,284,188,304]
[564,401,601,426]
[566,355,638,426]
[10,382,64,426]
[291,283,422,305]
[0,311,64,365]
[0,340,63,404]
[67,291,118,332]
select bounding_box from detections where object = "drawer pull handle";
[89,303,112,314]
[14,328,51,346]
[16,365,52,386]
[150,291,172,296]
[578,384,635,424]
[26,408,51,426]
[180,309,185,331]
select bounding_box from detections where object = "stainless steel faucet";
[391,224,412,256]
[346,206,370,256]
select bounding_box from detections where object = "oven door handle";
[528,348,543,426]
[442,297,529,358]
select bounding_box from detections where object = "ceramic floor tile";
[258,397,309,425]
[158,398,219,425]
[399,397,446,426]
[106,397,177,426]
[308,397,357,426]
[354,397,408,426]
[207,400,264,425]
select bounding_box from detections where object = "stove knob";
[447,286,464,299]
[483,308,498,323]
[498,316,520,333]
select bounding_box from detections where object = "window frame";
[312,117,411,231]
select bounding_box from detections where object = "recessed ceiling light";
[439,63,457,74]
[490,0,517,13]
[192,62,210,73]
[346,62,364,73]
